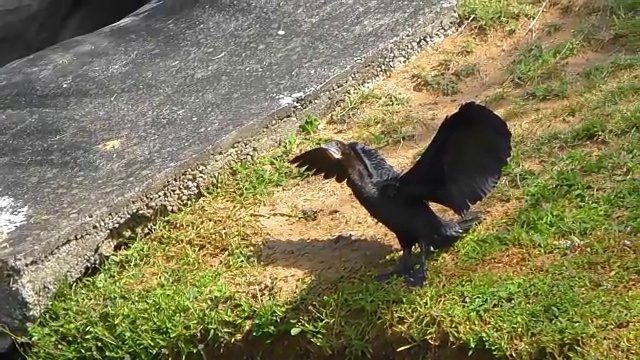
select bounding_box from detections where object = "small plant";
[411,60,478,96]
[299,114,320,135]
[411,67,460,96]
[453,63,479,79]
[544,22,563,35]
[329,89,383,124]
[524,79,570,100]
[458,0,537,32]
[458,38,477,56]
[509,39,582,85]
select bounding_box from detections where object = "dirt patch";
[475,249,561,277]
[474,197,524,228]
[256,177,398,297]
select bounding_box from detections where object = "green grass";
[523,79,570,100]
[327,88,416,146]
[509,39,583,85]
[14,0,640,359]
[458,0,537,33]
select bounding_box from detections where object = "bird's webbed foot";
[374,248,413,283]
[374,266,412,283]
[404,241,430,288]
[404,274,426,287]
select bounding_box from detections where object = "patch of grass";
[19,1,640,360]
[328,90,414,146]
[543,21,563,35]
[411,67,460,96]
[483,88,510,106]
[299,114,320,135]
[411,59,478,96]
[453,62,480,78]
[509,39,582,85]
[610,0,640,52]
[581,55,640,83]
[410,48,481,96]
[212,135,302,202]
[459,38,477,56]
[356,113,422,147]
[524,78,570,100]
[458,0,538,32]
[328,89,385,124]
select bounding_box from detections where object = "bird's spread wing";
[397,101,512,216]
[289,146,350,183]
[347,142,399,181]
[289,141,398,186]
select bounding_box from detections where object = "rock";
[56,0,148,43]
[0,0,150,67]
[0,0,74,66]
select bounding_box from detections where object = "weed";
[544,22,563,35]
[299,114,320,135]
[524,79,570,100]
[458,0,537,32]
[459,38,477,56]
[509,39,582,85]
[411,67,460,96]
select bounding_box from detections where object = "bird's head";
[321,140,346,160]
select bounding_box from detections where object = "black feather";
[290,146,350,183]
[397,101,512,216]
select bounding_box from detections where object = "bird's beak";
[322,141,342,159]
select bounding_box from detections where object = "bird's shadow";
[257,234,396,282]
[208,234,502,360]
[257,231,466,286]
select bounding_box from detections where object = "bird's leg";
[405,240,430,287]
[374,247,413,282]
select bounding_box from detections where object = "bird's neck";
[342,154,371,184]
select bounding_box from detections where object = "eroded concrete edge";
[0,4,460,349]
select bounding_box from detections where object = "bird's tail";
[432,211,482,250]
[456,210,482,233]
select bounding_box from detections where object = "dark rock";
[57,0,149,43]
[0,0,74,66]
[0,0,151,67]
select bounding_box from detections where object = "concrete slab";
[0,0,459,345]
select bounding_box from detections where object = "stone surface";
[0,0,459,348]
